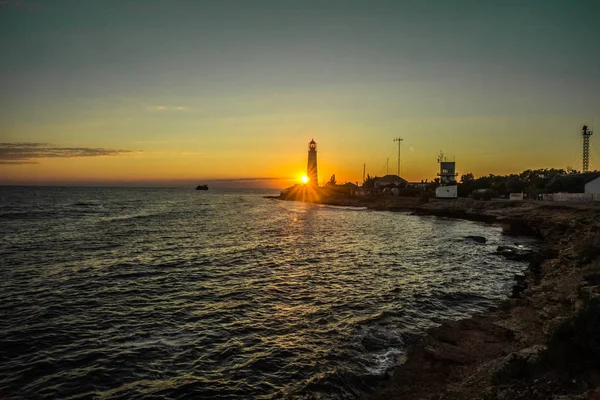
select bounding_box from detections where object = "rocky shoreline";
[274,193,600,399]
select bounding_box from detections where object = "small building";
[374,174,407,188]
[509,193,524,201]
[436,185,457,199]
[585,176,600,194]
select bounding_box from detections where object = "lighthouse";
[307,139,318,187]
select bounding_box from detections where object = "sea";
[0,187,537,399]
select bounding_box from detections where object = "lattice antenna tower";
[582,125,593,172]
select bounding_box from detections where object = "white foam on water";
[365,347,405,375]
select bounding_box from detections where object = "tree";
[363,174,378,188]
[460,173,475,184]
[326,174,337,187]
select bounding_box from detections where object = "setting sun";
[301,175,309,184]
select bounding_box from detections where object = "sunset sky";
[1,0,599,188]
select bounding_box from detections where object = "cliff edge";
[377,200,600,399]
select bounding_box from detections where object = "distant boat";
[195,185,208,190]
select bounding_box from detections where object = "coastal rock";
[423,343,469,365]
[465,235,487,244]
[511,282,528,298]
[579,285,600,300]
[495,245,534,262]
[487,345,547,386]
[514,344,546,363]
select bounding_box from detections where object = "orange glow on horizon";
[282,182,321,203]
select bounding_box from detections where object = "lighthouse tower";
[307,139,318,187]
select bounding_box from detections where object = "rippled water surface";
[0,187,537,399]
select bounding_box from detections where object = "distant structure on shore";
[437,152,457,184]
[436,152,458,198]
[374,174,407,188]
[582,125,593,173]
[307,139,318,187]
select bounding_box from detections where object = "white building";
[509,193,524,201]
[585,176,600,194]
[436,185,457,199]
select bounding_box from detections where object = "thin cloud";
[0,143,136,163]
[207,177,290,182]
[0,161,39,165]
[0,142,53,148]
[147,106,189,111]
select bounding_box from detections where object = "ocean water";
[0,187,537,399]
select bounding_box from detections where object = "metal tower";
[393,137,403,176]
[582,125,593,173]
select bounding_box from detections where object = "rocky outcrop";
[495,245,535,262]
[373,201,600,400]
[465,235,487,244]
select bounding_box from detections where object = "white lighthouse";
[307,139,318,187]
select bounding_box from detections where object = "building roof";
[375,174,407,183]
[585,176,600,185]
[548,172,600,185]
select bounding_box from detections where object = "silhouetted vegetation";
[326,174,337,187]
[363,174,377,188]
[357,168,600,199]
[458,169,600,198]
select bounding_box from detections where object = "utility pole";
[393,137,403,177]
[582,125,593,173]
[363,163,366,183]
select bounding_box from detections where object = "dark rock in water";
[497,245,513,252]
[196,185,209,190]
[465,235,487,244]
[514,273,527,282]
[511,281,528,297]
[385,367,396,379]
[495,245,534,262]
